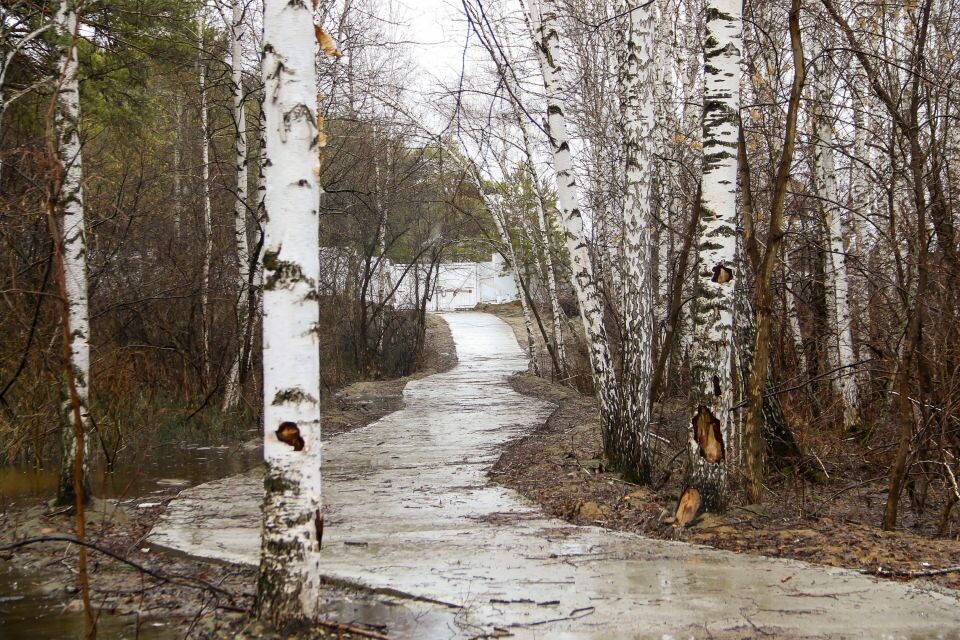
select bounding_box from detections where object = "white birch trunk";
[527,0,620,442]
[687,0,741,511]
[54,0,91,506]
[255,102,266,318]
[198,14,213,383]
[785,283,805,363]
[510,82,567,376]
[223,0,251,411]
[256,0,323,625]
[491,198,540,375]
[173,95,183,237]
[784,263,807,373]
[616,0,657,482]
[813,73,859,431]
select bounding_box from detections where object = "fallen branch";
[864,565,960,578]
[0,536,237,600]
[315,620,392,639]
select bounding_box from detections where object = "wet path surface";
[149,312,960,638]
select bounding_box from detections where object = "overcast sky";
[399,0,469,88]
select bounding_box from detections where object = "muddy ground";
[493,371,960,592]
[0,315,456,639]
[481,301,960,590]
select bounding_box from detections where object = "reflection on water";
[0,564,179,640]
[0,438,263,506]
[0,439,264,637]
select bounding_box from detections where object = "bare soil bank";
[493,372,960,592]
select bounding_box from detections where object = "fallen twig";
[0,536,237,600]
[315,619,392,639]
[864,565,960,578]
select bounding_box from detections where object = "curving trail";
[149,312,960,639]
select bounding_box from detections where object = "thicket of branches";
[447,0,960,532]
[0,0,488,471]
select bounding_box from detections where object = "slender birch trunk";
[241,99,268,389]
[491,198,540,375]
[784,263,807,372]
[812,60,860,431]
[374,149,390,305]
[198,13,213,383]
[223,0,251,411]
[527,0,620,448]
[255,0,323,626]
[53,0,91,507]
[528,168,568,377]
[849,99,871,262]
[173,94,183,238]
[616,0,657,483]
[686,0,742,511]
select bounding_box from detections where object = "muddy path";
[149,312,960,639]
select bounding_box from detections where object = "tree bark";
[686,0,743,511]
[198,13,213,384]
[527,0,621,453]
[53,0,91,508]
[223,0,251,411]
[255,0,324,625]
[615,0,657,483]
[811,56,859,431]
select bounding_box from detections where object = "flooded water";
[0,438,264,638]
[0,563,180,639]
[0,438,262,507]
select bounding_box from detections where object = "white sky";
[398,0,470,88]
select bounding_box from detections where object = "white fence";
[389,254,518,311]
[319,248,519,311]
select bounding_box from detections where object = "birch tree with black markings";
[615,0,658,483]
[53,0,92,508]
[526,0,621,466]
[256,0,327,625]
[686,0,741,511]
[223,0,252,412]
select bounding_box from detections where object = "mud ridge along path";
[149,312,960,639]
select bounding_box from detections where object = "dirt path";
[149,312,960,639]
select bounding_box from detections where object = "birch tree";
[526,0,621,457]
[198,12,213,383]
[616,0,657,482]
[255,0,324,625]
[686,0,742,511]
[53,0,92,507]
[223,0,252,411]
[810,49,860,431]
